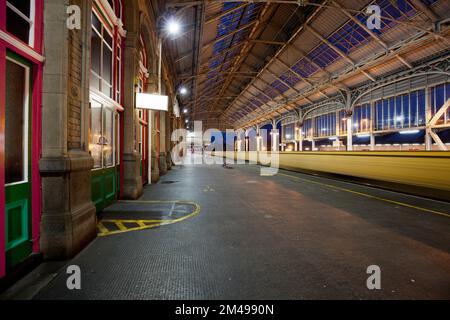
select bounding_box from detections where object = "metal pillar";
[298,127,303,151]
[370,133,375,151]
[256,125,261,151]
[272,119,278,152]
[346,91,353,151]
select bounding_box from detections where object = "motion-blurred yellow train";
[225,151,450,202]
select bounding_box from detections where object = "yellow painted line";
[137,220,147,227]
[102,219,164,224]
[97,222,109,234]
[277,173,450,219]
[97,201,201,237]
[115,221,127,231]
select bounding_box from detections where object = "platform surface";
[35,163,450,299]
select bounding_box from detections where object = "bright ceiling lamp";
[180,87,188,95]
[166,19,181,35]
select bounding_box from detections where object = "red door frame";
[156,111,160,171]
[0,0,43,278]
[0,42,5,280]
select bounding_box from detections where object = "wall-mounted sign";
[136,93,169,111]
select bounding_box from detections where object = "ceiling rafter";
[236,30,450,128]
[207,3,274,113]
[220,1,326,120]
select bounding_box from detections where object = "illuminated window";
[353,103,371,133]
[89,100,115,169]
[374,89,426,131]
[339,110,347,135]
[314,112,336,137]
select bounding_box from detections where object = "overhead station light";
[400,130,420,134]
[166,19,181,35]
[136,93,169,111]
[180,87,188,95]
[183,108,188,114]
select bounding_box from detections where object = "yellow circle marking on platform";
[97,200,201,237]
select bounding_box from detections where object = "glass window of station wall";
[89,0,123,169]
[292,81,450,149]
[5,0,37,48]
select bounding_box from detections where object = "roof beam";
[172,4,248,40]
[305,25,376,82]
[167,0,306,7]
[208,3,277,113]
[236,32,449,128]
[220,1,326,121]
[408,0,439,22]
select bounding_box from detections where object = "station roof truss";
[160,0,450,129]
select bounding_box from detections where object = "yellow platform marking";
[97,201,201,237]
[276,173,450,219]
[115,221,127,231]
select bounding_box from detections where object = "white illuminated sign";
[136,93,169,111]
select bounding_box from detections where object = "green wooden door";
[4,53,32,269]
[91,166,119,212]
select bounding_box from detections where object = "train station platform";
[4,161,449,300]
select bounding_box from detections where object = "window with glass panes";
[338,109,347,135]
[314,112,336,137]
[430,83,450,124]
[374,89,426,131]
[5,0,36,46]
[353,103,371,133]
[90,12,114,98]
[283,123,295,140]
[89,1,123,169]
[302,118,313,138]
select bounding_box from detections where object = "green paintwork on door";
[91,166,119,212]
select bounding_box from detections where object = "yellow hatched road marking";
[97,201,201,237]
[277,173,450,219]
[115,221,127,231]
[137,221,147,227]
[97,222,109,234]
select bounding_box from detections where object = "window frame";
[4,55,30,186]
[4,0,36,48]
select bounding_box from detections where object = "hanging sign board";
[136,93,169,111]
